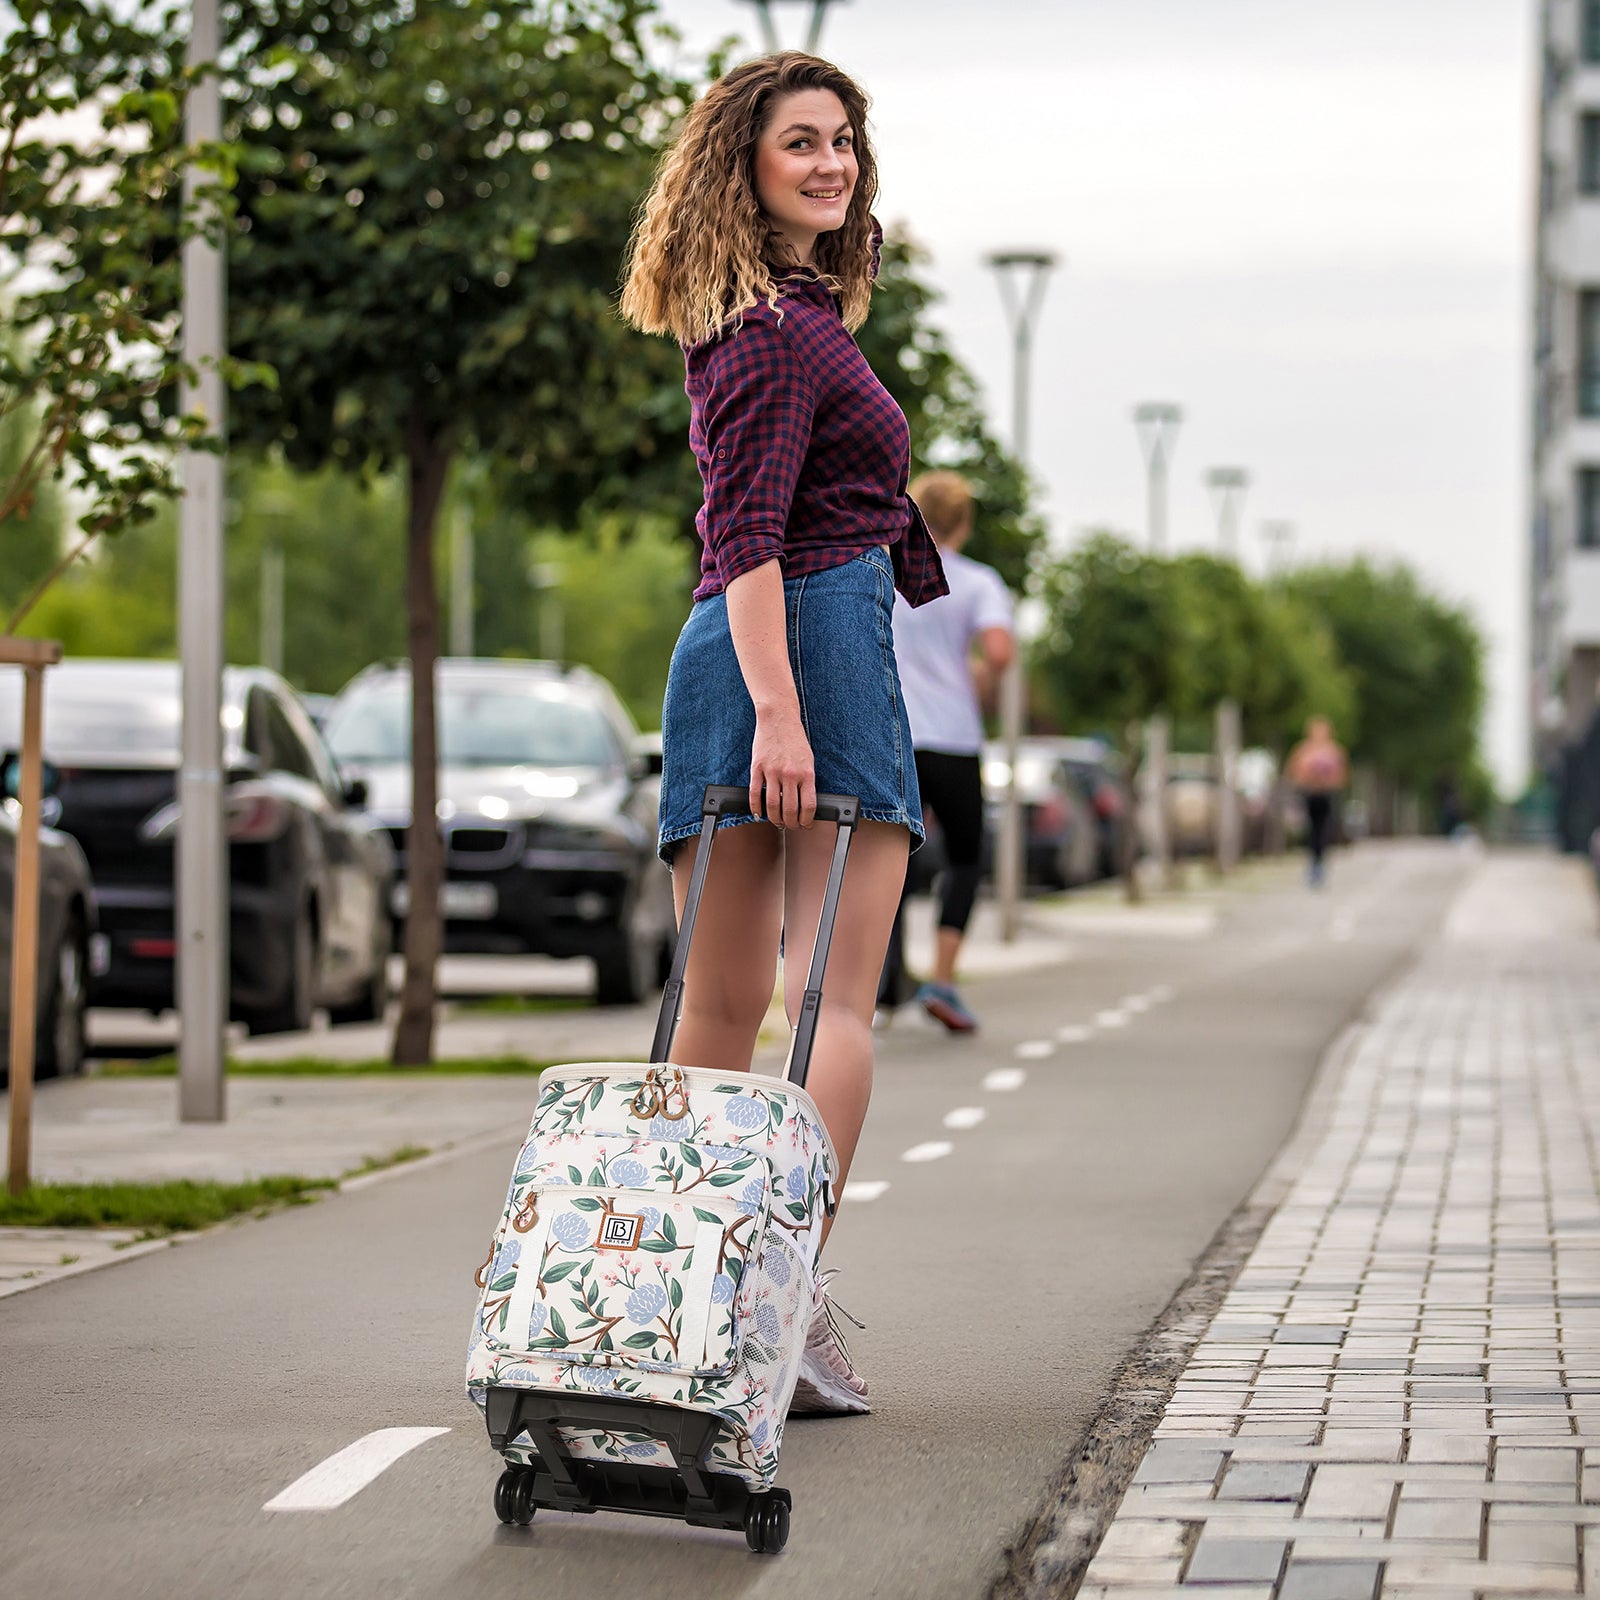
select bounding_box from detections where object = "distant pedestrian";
[881,471,1014,1032]
[1286,716,1349,887]
[620,51,948,1413]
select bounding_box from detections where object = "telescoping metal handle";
[649,784,860,1090]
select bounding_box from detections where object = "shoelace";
[814,1268,866,1369]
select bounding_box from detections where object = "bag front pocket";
[481,1144,772,1378]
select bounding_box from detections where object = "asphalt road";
[1,845,1472,1600]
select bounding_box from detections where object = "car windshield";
[326,681,618,769]
[0,675,187,760]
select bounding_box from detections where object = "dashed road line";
[1055,1024,1093,1043]
[1015,1038,1055,1060]
[1094,1010,1130,1029]
[983,1067,1027,1092]
[264,1427,450,1512]
[1147,984,1175,1003]
[901,1140,954,1163]
[842,1179,889,1203]
[1122,994,1151,1013]
[942,1106,987,1131]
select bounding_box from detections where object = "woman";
[620,52,946,1414]
[1285,716,1349,888]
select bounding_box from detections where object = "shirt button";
[715,448,726,460]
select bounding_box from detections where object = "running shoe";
[918,981,978,1034]
[790,1272,870,1416]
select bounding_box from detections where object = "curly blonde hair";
[620,52,879,346]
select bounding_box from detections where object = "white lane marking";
[983,1067,1027,1092]
[1123,995,1152,1013]
[942,1105,987,1131]
[901,1140,954,1163]
[1015,1038,1055,1060]
[1147,984,1175,1004]
[1094,1010,1130,1029]
[843,1179,889,1203]
[264,1428,450,1512]
[1056,1024,1093,1044]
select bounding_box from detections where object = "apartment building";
[1532,0,1600,769]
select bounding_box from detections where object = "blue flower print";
[711,1272,735,1306]
[646,1114,677,1142]
[576,1364,614,1388]
[491,1237,521,1278]
[785,1166,807,1201]
[724,1095,766,1130]
[552,1212,590,1250]
[739,1176,766,1209]
[525,1302,548,1341]
[639,1205,663,1239]
[755,1303,782,1344]
[763,1248,790,1288]
[625,1283,668,1324]
[750,1418,770,1449]
[623,1440,661,1459]
[608,1156,649,1188]
[701,1143,743,1163]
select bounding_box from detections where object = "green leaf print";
[693,1207,721,1224]
[661,1215,679,1247]
[669,1277,683,1311]
[542,1261,578,1283]
[571,1198,602,1211]
[548,1307,568,1343]
[682,1145,703,1169]
[568,1165,583,1185]
[489,1271,517,1292]
[707,1171,742,1187]
[623,1331,658,1349]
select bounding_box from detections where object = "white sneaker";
[789,1272,870,1416]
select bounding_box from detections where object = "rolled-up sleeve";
[698,319,817,585]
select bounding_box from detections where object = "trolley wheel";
[493,1467,519,1524]
[744,1493,789,1554]
[511,1470,537,1527]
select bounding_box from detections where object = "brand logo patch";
[597,1212,644,1251]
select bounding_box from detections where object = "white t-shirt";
[891,547,1014,756]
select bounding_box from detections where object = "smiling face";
[752,87,858,266]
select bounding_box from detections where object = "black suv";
[323,658,674,1005]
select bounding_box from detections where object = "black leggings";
[1305,793,1333,867]
[879,751,985,1003]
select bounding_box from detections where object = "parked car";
[980,737,1105,890]
[0,660,396,1034]
[323,658,675,1006]
[0,764,95,1080]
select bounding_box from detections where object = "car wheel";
[329,932,392,1026]
[243,907,316,1037]
[36,913,89,1080]
[593,907,655,1007]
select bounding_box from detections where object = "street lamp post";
[987,249,1057,943]
[1205,467,1250,560]
[1260,518,1296,577]
[738,0,844,52]
[178,0,227,1124]
[1133,402,1182,553]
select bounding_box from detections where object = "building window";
[1587,0,1600,63]
[1582,291,1600,415]
[1585,117,1600,195]
[1581,471,1600,549]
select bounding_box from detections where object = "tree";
[215,0,695,1061]
[0,0,246,628]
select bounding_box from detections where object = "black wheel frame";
[36,915,88,1079]
[744,1492,789,1554]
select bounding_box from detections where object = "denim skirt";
[657,544,923,862]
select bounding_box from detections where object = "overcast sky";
[656,0,1534,787]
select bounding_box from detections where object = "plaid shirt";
[685,273,948,608]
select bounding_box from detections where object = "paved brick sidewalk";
[1080,850,1600,1599]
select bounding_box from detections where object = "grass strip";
[449,993,592,1016]
[0,1175,337,1236]
[94,1053,574,1078]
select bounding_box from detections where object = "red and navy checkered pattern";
[685,273,948,608]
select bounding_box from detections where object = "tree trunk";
[1119,719,1144,904]
[391,421,453,1066]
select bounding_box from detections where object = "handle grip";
[701,784,859,828]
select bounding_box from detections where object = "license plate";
[391,881,498,920]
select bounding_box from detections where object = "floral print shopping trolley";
[465,787,857,1554]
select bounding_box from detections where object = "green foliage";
[1284,560,1485,789]
[0,1174,336,1233]
[1034,532,1182,733]
[0,378,66,617]
[0,0,251,624]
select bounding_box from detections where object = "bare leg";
[931,925,963,987]
[666,823,784,1074]
[781,819,910,1214]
